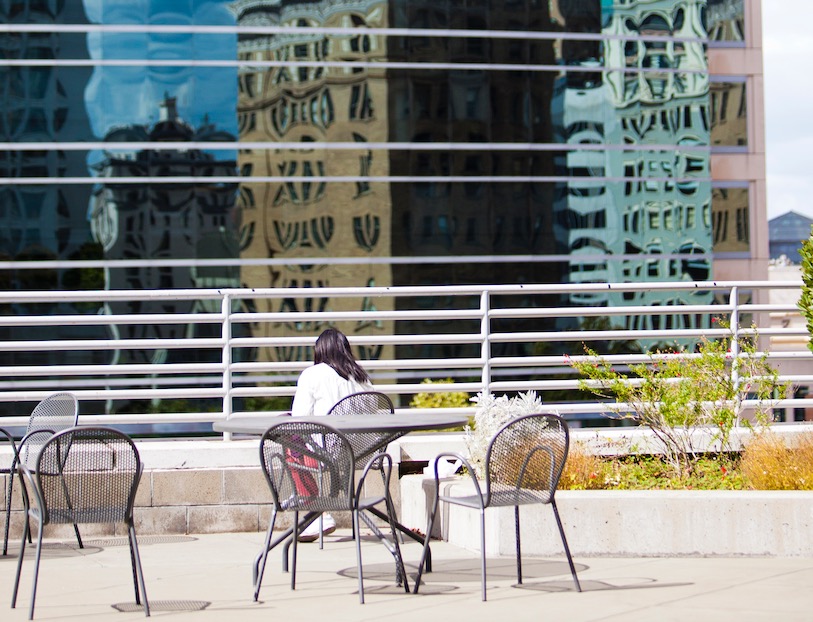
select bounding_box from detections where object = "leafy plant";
[799,225,813,353]
[465,391,545,478]
[559,453,746,490]
[570,323,787,477]
[409,378,470,409]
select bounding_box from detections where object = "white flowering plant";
[464,390,547,478]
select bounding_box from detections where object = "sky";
[82,0,237,138]
[762,1,813,220]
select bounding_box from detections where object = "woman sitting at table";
[290,327,373,540]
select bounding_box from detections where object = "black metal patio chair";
[413,412,582,600]
[254,420,408,604]
[2,392,80,556]
[10,426,150,619]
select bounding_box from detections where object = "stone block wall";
[1,459,401,542]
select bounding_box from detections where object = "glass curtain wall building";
[1,0,765,367]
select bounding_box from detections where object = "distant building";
[768,211,813,264]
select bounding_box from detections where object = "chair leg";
[353,509,365,604]
[290,511,299,590]
[479,508,487,602]
[379,495,409,593]
[10,510,30,610]
[380,465,404,545]
[253,509,277,601]
[412,490,440,594]
[27,519,45,620]
[2,467,12,556]
[128,531,141,605]
[551,500,582,592]
[515,505,523,585]
[128,524,150,616]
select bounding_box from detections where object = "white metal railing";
[0,280,810,434]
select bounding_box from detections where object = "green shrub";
[570,324,786,478]
[409,378,470,409]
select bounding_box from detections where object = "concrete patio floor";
[1,529,812,621]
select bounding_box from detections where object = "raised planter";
[399,474,813,557]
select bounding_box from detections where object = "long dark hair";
[313,328,370,383]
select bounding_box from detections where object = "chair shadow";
[113,600,210,613]
[345,557,692,596]
[0,535,197,561]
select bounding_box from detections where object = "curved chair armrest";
[355,452,394,503]
[430,451,485,509]
[0,426,18,459]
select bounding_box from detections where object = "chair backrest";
[326,391,394,463]
[484,413,569,505]
[30,426,142,526]
[20,392,79,467]
[259,421,355,513]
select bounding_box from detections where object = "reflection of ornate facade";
[553,0,714,330]
[708,1,749,256]
[90,96,241,364]
[232,0,393,363]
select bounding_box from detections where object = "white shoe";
[298,513,336,542]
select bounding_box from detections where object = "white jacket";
[290,363,372,417]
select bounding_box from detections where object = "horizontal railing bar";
[230,310,484,322]
[0,23,706,45]
[489,328,731,342]
[489,305,736,318]
[0,338,224,351]
[229,358,484,373]
[0,363,225,376]
[0,282,798,303]
[228,334,483,347]
[1,141,711,153]
[0,255,760,270]
[0,313,224,327]
[0,59,709,75]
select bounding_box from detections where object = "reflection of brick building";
[232,0,392,363]
[90,96,240,364]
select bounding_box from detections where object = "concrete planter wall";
[399,475,813,557]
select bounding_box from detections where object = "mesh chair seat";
[3,393,80,557]
[414,413,582,601]
[254,420,407,604]
[440,489,553,509]
[11,426,149,619]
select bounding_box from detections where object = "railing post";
[480,290,491,396]
[222,292,233,441]
[729,286,741,426]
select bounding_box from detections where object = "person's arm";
[290,368,315,417]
